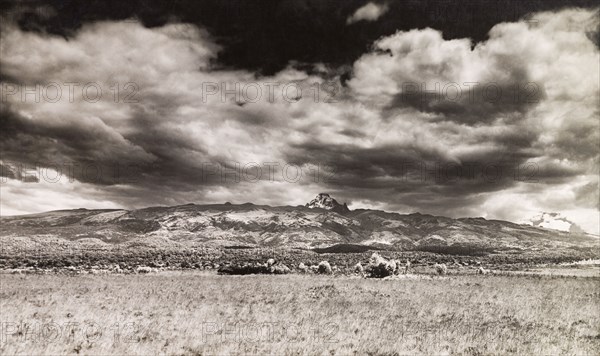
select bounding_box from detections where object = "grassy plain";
[1,272,599,355]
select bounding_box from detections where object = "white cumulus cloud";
[347,2,389,24]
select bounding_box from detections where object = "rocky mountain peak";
[306,193,350,214]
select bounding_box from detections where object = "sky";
[1,0,599,234]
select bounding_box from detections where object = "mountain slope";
[1,196,597,255]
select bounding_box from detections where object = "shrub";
[135,266,156,274]
[218,260,290,275]
[298,262,309,273]
[271,264,291,274]
[218,263,267,275]
[434,263,448,275]
[354,262,364,274]
[317,261,332,274]
[365,253,396,278]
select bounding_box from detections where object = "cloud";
[0,8,598,234]
[347,2,389,24]
[527,212,585,234]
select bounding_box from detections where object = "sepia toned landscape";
[1,194,599,354]
[1,0,599,355]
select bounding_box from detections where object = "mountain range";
[1,194,597,256]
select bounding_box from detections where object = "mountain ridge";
[1,194,597,256]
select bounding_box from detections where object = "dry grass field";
[1,272,599,355]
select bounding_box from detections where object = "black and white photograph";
[0,0,599,354]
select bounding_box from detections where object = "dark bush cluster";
[364,253,398,278]
[217,259,291,275]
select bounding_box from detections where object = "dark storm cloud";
[388,78,546,125]
[3,0,598,74]
[283,140,538,194]
[0,103,272,189]
[0,106,152,185]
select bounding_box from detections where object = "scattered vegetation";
[317,261,332,274]
[365,253,398,278]
[1,245,598,275]
[434,263,448,275]
[298,262,309,273]
[354,262,363,274]
[217,259,292,275]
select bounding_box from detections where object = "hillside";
[1,195,597,257]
